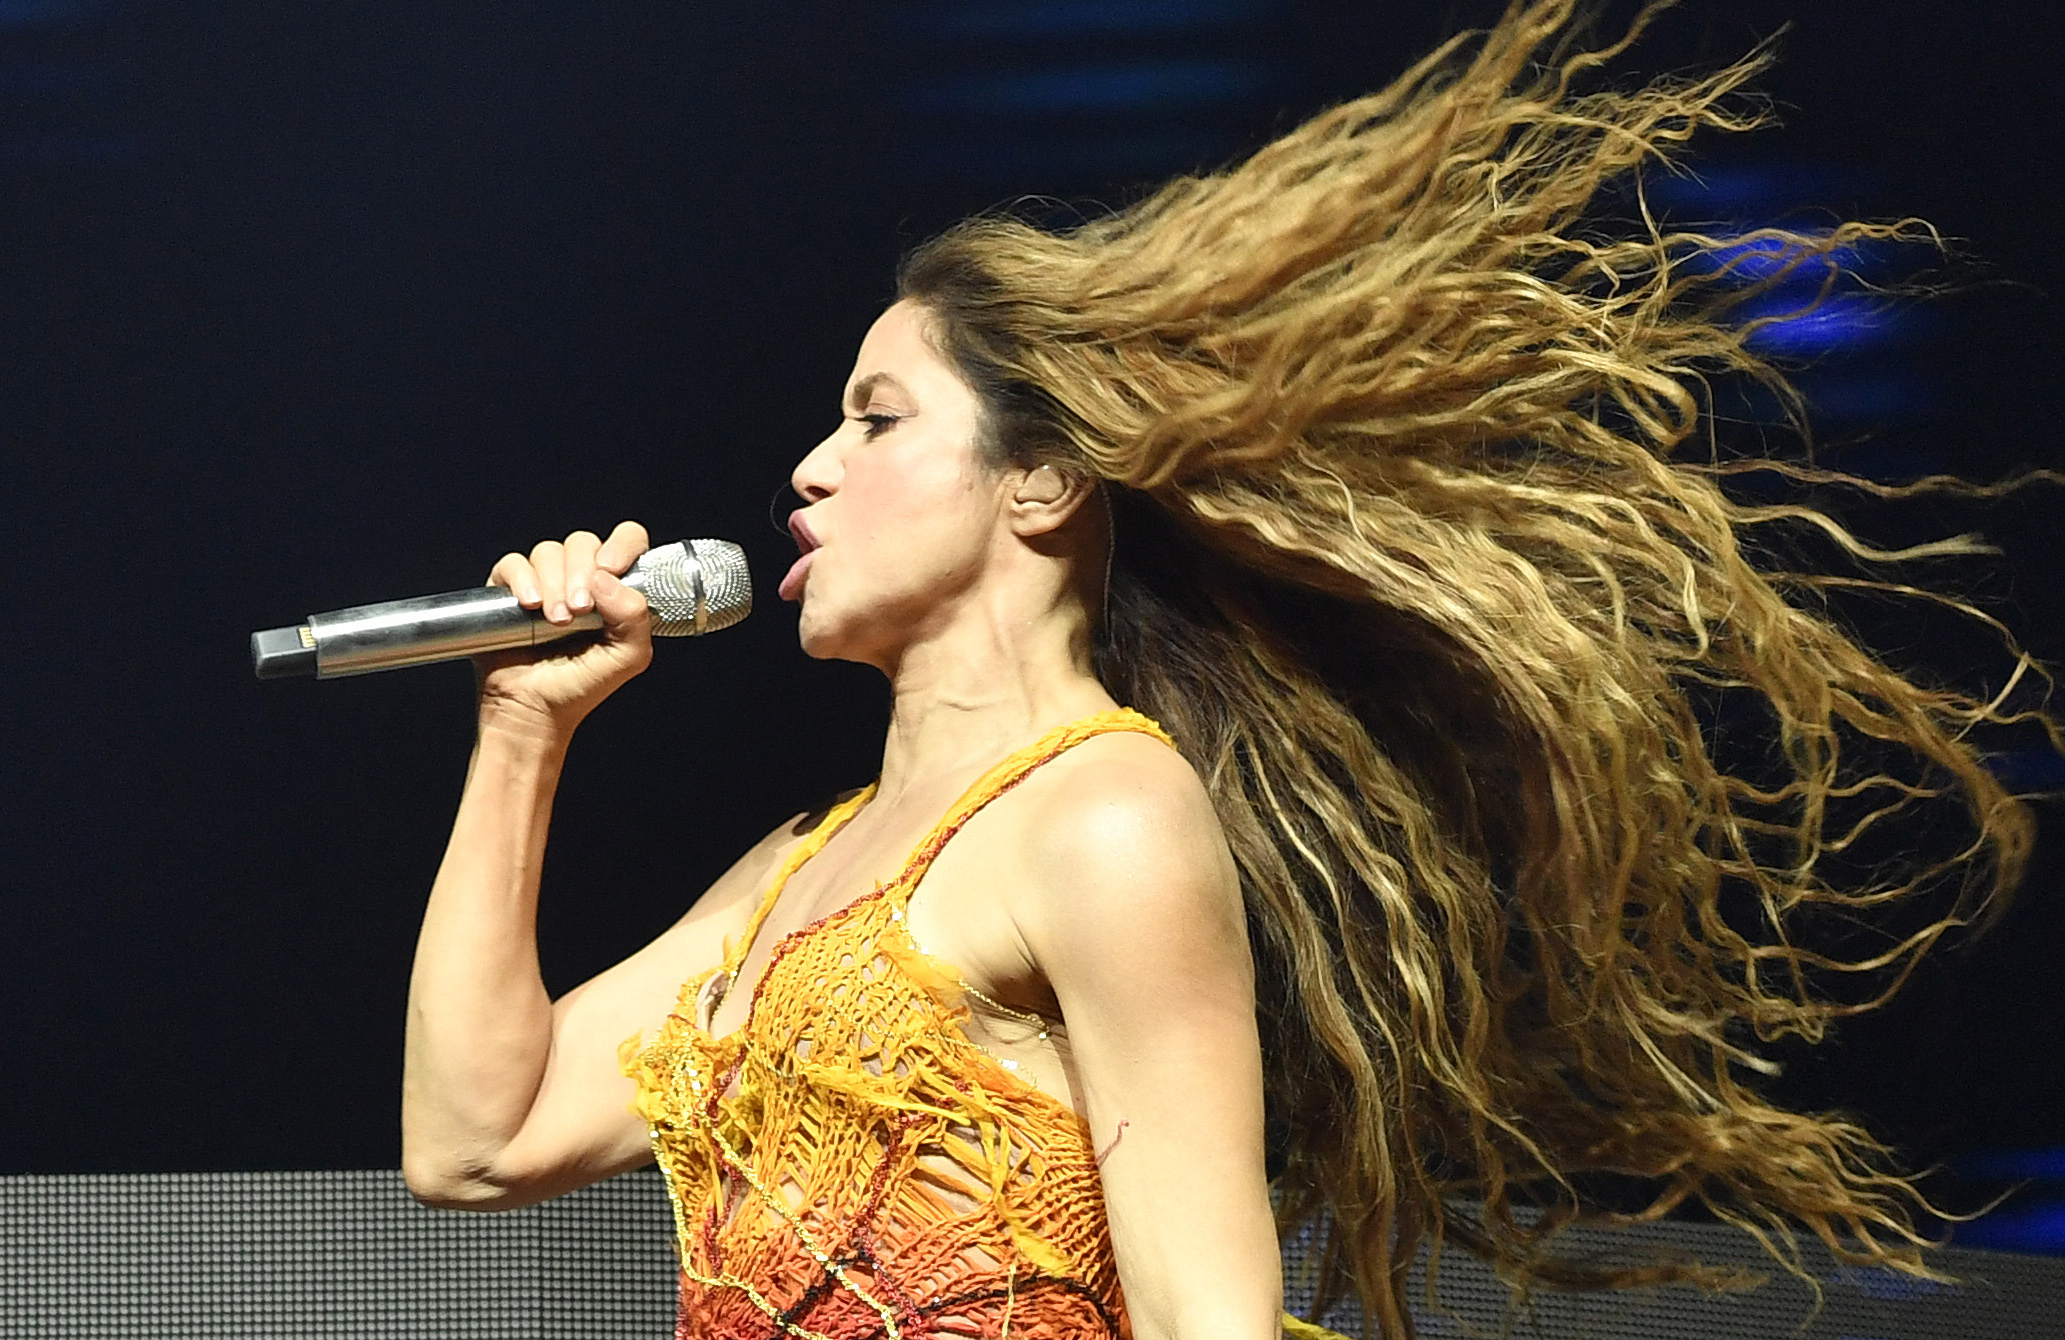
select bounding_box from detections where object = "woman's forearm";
[401,712,570,1200]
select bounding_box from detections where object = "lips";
[780,510,821,602]
[787,510,821,556]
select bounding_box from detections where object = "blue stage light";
[1740,295,1899,356]
[1960,1148,2065,1181]
[1686,238,1886,287]
[1955,1200,2065,1254]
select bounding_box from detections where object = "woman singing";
[399,3,2054,1335]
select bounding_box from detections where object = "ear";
[1007,464,1096,537]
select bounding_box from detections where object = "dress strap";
[884,707,1174,897]
[724,786,877,975]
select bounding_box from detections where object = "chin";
[794,600,894,670]
[793,601,854,662]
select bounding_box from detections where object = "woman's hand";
[475,520,654,738]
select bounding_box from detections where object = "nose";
[790,426,842,503]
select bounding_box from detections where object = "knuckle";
[567,529,601,548]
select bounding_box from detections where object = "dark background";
[5,1,2062,1251]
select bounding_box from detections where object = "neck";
[873,583,1113,803]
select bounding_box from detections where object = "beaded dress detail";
[624,709,1173,1340]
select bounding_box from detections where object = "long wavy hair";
[896,1,2057,1331]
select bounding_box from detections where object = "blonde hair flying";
[896,1,2059,1332]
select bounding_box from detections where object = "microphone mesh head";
[628,539,753,638]
[686,538,752,635]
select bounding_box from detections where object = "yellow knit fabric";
[623,707,1352,1339]
[619,706,1172,1329]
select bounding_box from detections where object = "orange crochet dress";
[623,709,1170,1340]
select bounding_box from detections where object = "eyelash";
[857,413,900,439]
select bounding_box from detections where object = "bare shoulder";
[1024,730,1219,855]
[1009,730,1240,947]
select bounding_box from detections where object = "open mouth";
[780,511,821,601]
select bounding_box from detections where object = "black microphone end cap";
[252,626,318,680]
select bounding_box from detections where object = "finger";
[591,568,651,633]
[596,520,650,576]
[530,539,569,623]
[562,529,602,614]
[487,552,541,607]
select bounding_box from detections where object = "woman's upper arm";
[1016,741,1283,1340]
[482,815,804,1205]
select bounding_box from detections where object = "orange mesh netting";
[624,709,1174,1340]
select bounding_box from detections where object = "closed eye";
[856,413,901,439]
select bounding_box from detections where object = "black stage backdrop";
[5,0,2063,1245]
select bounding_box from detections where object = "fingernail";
[570,585,589,610]
[522,587,540,606]
[551,602,568,622]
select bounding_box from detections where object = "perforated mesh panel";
[0,1169,673,1339]
[5,1169,2062,1337]
[1279,1210,2065,1339]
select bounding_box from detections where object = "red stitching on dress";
[700,1202,724,1273]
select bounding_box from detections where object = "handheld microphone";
[250,539,751,680]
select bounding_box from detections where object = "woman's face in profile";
[784,298,1001,668]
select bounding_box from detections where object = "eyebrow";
[846,372,914,413]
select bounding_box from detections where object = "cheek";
[838,459,992,585]
[856,450,985,534]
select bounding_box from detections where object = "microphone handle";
[256,584,627,681]
[252,538,747,680]
[313,586,606,678]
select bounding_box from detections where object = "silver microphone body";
[251,539,751,680]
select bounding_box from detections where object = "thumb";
[591,569,651,631]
